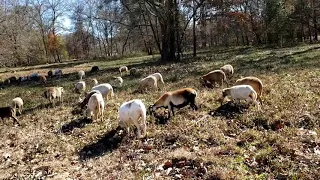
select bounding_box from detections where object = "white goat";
[78,70,85,80]
[11,97,23,115]
[235,76,263,104]
[119,66,128,76]
[139,75,158,91]
[219,85,260,110]
[114,76,123,87]
[91,83,114,100]
[87,92,105,121]
[118,99,147,138]
[75,81,86,94]
[150,73,164,85]
[220,64,234,79]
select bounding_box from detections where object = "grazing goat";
[91,83,114,100]
[220,64,234,79]
[29,73,39,81]
[78,70,85,80]
[119,66,128,76]
[150,73,164,85]
[113,76,123,87]
[201,70,228,87]
[150,88,198,118]
[90,66,99,73]
[19,76,28,82]
[118,99,147,138]
[38,75,47,84]
[47,70,53,78]
[0,107,20,125]
[130,68,137,76]
[55,69,63,78]
[86,92,105,121]
[11,97,23,115]
[139,75,158,91]
[80,90,100,109]
[4,79,10,85]
[44,87,64,103]
[90,78,98,87]
[218,85,260,110]
[8,76,18,85]
[234,76,263,104]
[75,81,86,94]
[18,76,28,85]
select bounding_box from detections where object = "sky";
[61,16,72,34]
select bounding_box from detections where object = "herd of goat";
[0,64,263,138]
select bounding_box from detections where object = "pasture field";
[0,45,319,179]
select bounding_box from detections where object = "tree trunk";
[98,36,103,57]
[193,1,196,57]
[175,0,181,61]
[200,5,206,48]
[313,0,318,41]
[308,21,312,42]
[160,0,176,61]
[40,28,48,60]
[110,26,113,56]
[121,29,131,55]
[138,25,151,55]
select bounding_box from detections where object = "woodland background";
[0,0,319,67]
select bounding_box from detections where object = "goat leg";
[11,116,20,126]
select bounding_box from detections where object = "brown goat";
[0,107,20,125]
[38,75,47,84]
[200,70,228,87]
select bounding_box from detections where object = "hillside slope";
[0,45,319,179]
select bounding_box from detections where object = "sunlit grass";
[0,44,319,179]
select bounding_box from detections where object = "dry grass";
[0,45,319,179]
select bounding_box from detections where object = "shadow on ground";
[22,103,55,114]
[60,117,93,133]
[209,101,249,119]
[78,128,126,160]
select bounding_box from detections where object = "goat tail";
[160,75,164,84]
[249,90,258,102]
[110,88,114,97]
